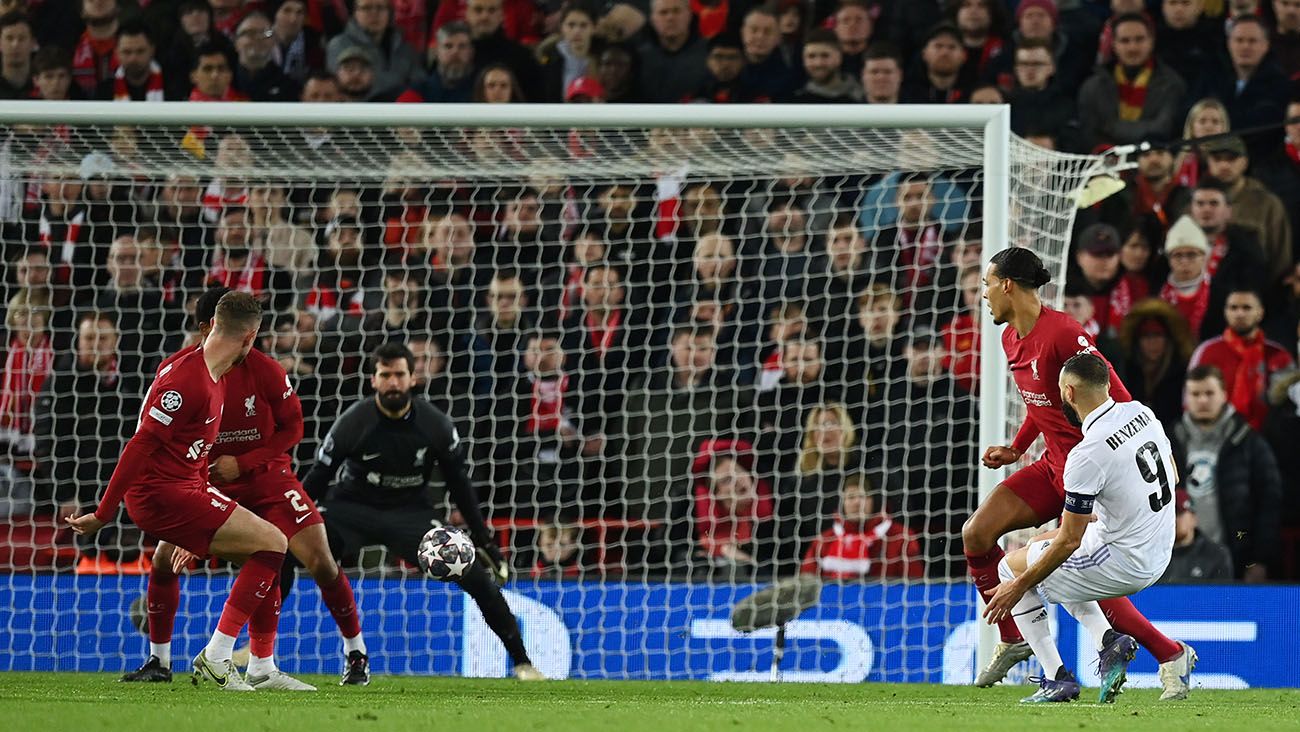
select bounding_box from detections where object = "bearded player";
[967,247,1196,700]
[67,292,286,691]
[121,287,369,688]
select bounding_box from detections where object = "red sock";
[1098,596,1181,663]
[966,546,1023,643]
[318,570,362,639]
[147,563,180,644]
[216,550,283,638]
[248,583,281,659]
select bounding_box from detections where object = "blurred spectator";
[948,0,1009,83]
[0,292,51,495]
[1277,0,1300,76]
[1188,179,1268,335]
[691,441,775,569]
[31,45,80,100]
[968,82,1004,104]
[474,268,535,391]
[0,11,35,98]
[1203,135,1293,286]
[833,0,874,78]
[304,214,383,324]
[408,333,478,425]
[987,0,1089,95]
[1155,0,1226,104]
[269,0,324,83]
[637,0,708,103]
[1160,215,1214,338]
[860,42,902,104]
[233,10,300,101]
[300,68,344,102]
[1130,144,1189,231]
[1216,16,1289,154]
[326,0,425,100]
[467,0,541,97]
[1078,12,1186,151]
[1265,327,1300,528]
[755,334,838,477]
[1068,222,1121,332]
[248,183,317,280]
[97,233,174,362]
[187,42,246,101]
[208,206,295,312]
[1118,298,1194,428]
[754,196,815,302]
[1007,38,1076,147]
[596,42,640,102]
[360,264,436,346]
[1063,288,1124,363]
[902,23,971,103]
[738,6,798,100]
[537,4,599,103]
[1171,364,1282,580]
[333,46,390,101]
[1254,101,1300,268]
[756,301,809,391]
[1106,216,1162,332]
[471,62,525,102]
[688,32,765,102]
[1190,288,1294,431]
[940,264,981,394]
[624,324,751,520]
[782,402,866,562]
[95,20,164,100]
[210,0,252,37]
[532,522,586,578]
[808,217,872,327]
[789,29,862,102]
[871,173,944,306]
[162,0,238,100]
[1157,489,1235,583]
[32,312,140,521]
[412,21,475,102]
[800,473,923,580]
[432,0,541,50]
[1175,97,1231,188]
[72,0,121,96]
[844,286,906,415]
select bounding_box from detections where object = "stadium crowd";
[0,0,1297,584]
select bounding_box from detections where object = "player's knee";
[961,517,992,555]
[303,549,338,582]
[259,524,288,554]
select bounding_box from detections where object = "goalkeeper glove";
[476,540,509,586]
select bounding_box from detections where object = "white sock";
[1063,601,1112,651]
[1000,558,1065,678]
[247,654,277,677]
[150,642,171,666]
[205,631,238,663]
[344,633,367,656]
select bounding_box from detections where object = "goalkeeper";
[293,341,543,681]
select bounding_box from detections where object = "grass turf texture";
[4,673,1298,732]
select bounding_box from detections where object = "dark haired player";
[297,342,544,680]
[121,287,366,688]
[968,248,1195,700]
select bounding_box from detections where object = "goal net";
[0,103,1104,682]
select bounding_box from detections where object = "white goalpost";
[0,102,1111,682]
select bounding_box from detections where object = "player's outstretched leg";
[122,542,181,683]
[244,584,315,691]
[996,558,1080,704]
[193,506,287,692]
[963,486,1041,686]
[1096,597,1194,700]
[1058,600,1136,703]
[457,560,545,680]
[287,524,369,686]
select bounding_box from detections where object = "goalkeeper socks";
[318,570,363,640]
[248,584,281,662]
[212,550,284,660]
[146,561,180,645]
[150,642,171,666]
[999,558,1063,678]
[1098,596,1182,663]
[1063,601,1111,651]
[967,546,1023,643]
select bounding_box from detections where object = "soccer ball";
[417,526,476,581]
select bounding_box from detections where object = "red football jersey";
[1003,306,1131,465]
[136,347,226,488]
[210,347,302,477]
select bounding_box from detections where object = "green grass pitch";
[4,674,1299,732]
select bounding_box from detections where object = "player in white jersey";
[984,353,1178,704]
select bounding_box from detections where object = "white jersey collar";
[1081,398,1118,435]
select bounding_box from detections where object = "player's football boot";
[340,651,370,686]
[120,655,172,683]
[1020,668,1081,703]
[513,663,547,681]
[191,650,256,691]
[247,670,318,691]
[1157,641,1198,701]
[1096,630,1139,703]
[974,640,1033,687]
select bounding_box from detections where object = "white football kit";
[1028,399,1177,604]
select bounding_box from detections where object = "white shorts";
[1027,529,1160,605]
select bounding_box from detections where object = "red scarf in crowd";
[586,309,622,358]
[691,0,729,38]
[0,334,54,434]
[71,31,116,94]
[1286,139,1300,166]
[975,36,1005,76]
[209,251,269,295]
[1160,275,1210,336]
[1114,60,1155,121]
[528,373,569,434]
[1207,233,1228,277]
[113,61,165,101]
[1134,175,1173,228]
[897,223,942,293]
[1107,271,1150,333]
[1222,328,1268,422]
